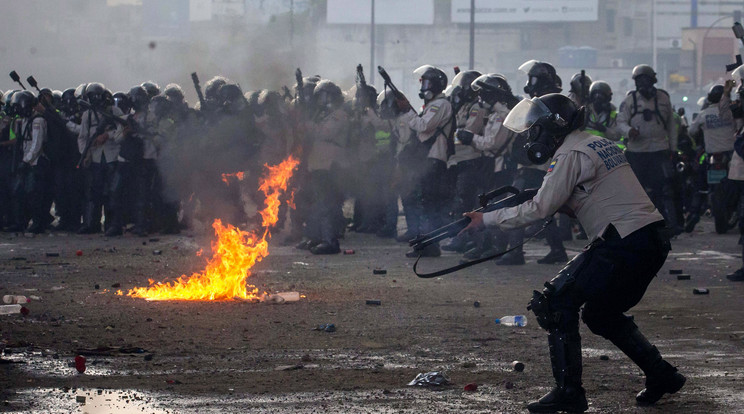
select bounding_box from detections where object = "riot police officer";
[461,94,685,413]
[567,72,592,107]
[76,83,120,234]
[442,70,490,253]
[12,91,50,233]
[456,73,521,262]
[617,64,681,235]
[302,80,349,255]
[685,81,736,232]
[397,65,453,258]
[585,81,620,141]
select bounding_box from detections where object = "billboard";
[451,0,598,23]
[327,0,434,25]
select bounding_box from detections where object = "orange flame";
[221,171,246,186]
[123,156,299,301]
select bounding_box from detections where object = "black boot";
[310,240,340,255]
[77,203,101,234]
[609,324,685,405]
[528,331,588,413]
[537,249,569,265]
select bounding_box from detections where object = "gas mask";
[635,76,656,100]
[590,92,611,114]
[524,124,562,165]
[419,79,435,101]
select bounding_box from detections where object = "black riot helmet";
[61,88,78,114]
[351,84,378,111]
[451,70,482,106]
[85,82,107,108]
[313,80,344,111]
[707,84,724,104]
[204,76,228,108]
[149,95,172,119]
[38,88,54,107]
[5,90,21,117]
[112,92,132,114]
[569,72,592,100]
[588,81,613,112]
[519,60,562,98]
[128,86,150,112]
[51,90,62,108]
[376,89,403,120]
[140,81,160,98]
[258,90,285,118]
[16,90,38,118]
[503,93,584,165]
[217,83,247,114]
[471,73,519,109]
[413,65,448,101]
[300,75,321,105]
[163,83,186,105]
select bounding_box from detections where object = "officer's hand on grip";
[458,211,485,236]
[455,129,474,145]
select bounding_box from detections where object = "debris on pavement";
[677,274,691,280]
[343,249,355,255]
[512,361,525,372]
[407,371,451,387]
[693,288,709,295]
[313,324,336,333]
[74,355,86,373]
[365,299,381,306]
[463,383,478,392]
[669,269,683,275]
[373,268,387,275]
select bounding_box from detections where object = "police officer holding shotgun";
[460,93,685,413]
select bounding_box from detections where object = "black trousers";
[305,169,343,244]
[549,222,669,338]
[626,150,679,230]
[11,159,50,229]
[420,158,449,234]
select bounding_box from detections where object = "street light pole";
[469,0,475,70]
[370,0,375,84]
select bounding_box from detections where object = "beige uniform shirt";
[400,94,453,163]
[689,94,735,154]
[616,89,677,153]
[470,103,513,172]
[307,107,350,172]
[448,101,488,166]
[21,116,46,166]
[78,108,121,164]
[484,130,663,241]
[393,116,415,158]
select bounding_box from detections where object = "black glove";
[455,129,474,145]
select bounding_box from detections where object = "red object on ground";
[76,250,83,256]
[343,249,355,255]
[75,355,86,373]
[464,383,478,392]
[19,306,29,316]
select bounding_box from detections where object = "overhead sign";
[327,0,434,25]
[451,0,598,23]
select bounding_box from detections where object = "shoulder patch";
[469,108,479,117]
[428,105,440,114]
[547,160,557,172]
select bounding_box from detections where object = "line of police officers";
[2,61,744,266]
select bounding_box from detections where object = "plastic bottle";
[495,315,527,327]
[0,304,22,315]
[3,295,28,304]
[276,292,300,302]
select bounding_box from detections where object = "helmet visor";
[413,65,436,77]
[503,97,551,134]
[732,64,744,81]
[518,59,539,74]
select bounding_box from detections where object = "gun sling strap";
[413,218,552,278]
